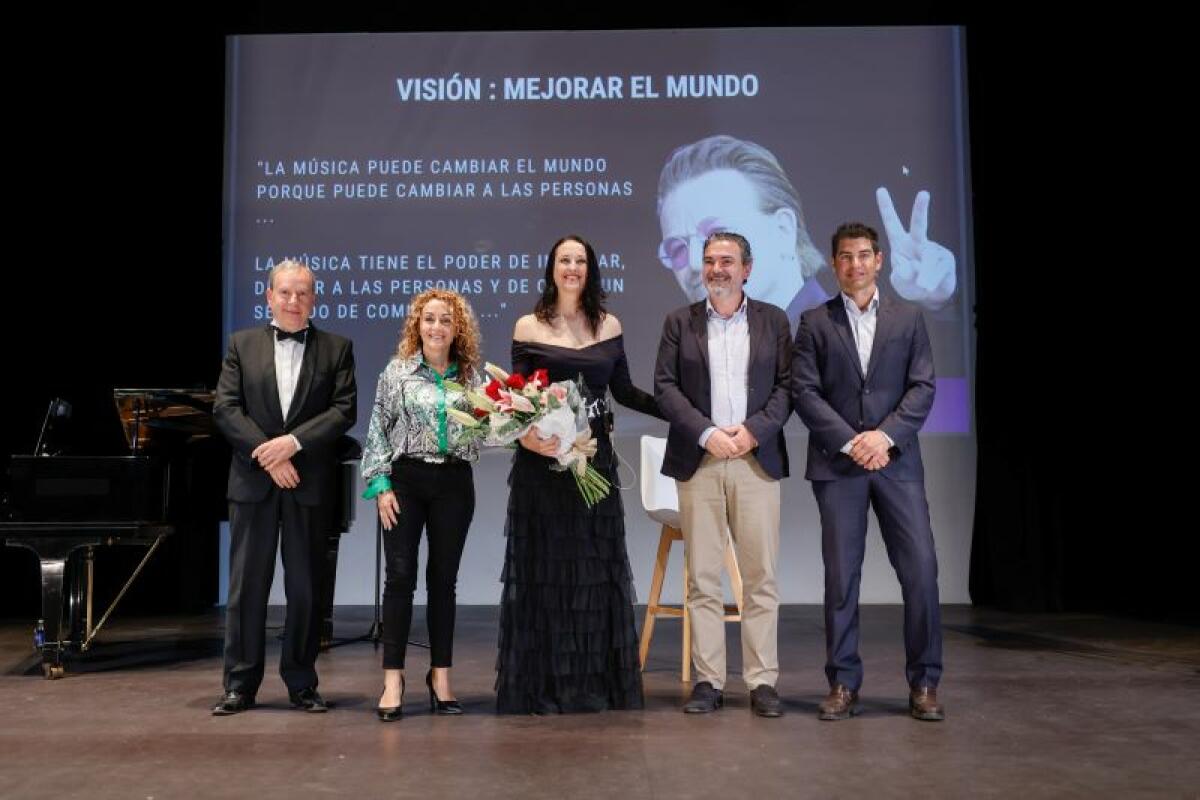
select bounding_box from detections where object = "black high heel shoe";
[426,669,464,715]
[377,675,404,722]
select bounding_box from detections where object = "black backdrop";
[2,7,1184,623]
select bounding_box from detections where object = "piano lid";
[113,388,216,451]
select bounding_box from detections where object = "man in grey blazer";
[792,222,944,722]
[211,259,357,715]
[654,232,792,718]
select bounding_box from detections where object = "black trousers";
[224,488,329,695]
[382,458,475,669]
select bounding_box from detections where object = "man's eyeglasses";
[658,234,707,272]
[658,219,725,271]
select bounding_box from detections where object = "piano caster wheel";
[42,663,65,680]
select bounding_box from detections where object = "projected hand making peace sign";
[875,187,957,309]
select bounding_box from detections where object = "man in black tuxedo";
[792,222,944,722]
[211,259,356,715]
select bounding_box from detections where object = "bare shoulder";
[599,313,623,338]
[513,314,541,341]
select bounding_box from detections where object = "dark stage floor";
[1,605,1197,798]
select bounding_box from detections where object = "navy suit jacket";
[791,294,934,482]
[214,325,357,506]
[654,298,792,482]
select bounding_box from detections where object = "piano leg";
[66,549,89,650]
[39,557,67,678]
[3,538,87,678]
[85,547,95,642]
[33,541,83,678]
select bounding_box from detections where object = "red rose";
[533,368,549,387]
[473,408,488,419]
[506,373,526,390]
[484,378,503,401]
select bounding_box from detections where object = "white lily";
[466,390,496,412]
[446,408,481,428]
[484,362,510,383]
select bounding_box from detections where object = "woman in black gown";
[495,234,664,713]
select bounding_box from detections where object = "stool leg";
[681,532,692,684]
[639,525,673,670]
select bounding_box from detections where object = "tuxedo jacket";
[214,324,357,506]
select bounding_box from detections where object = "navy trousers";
[812,473,942,691]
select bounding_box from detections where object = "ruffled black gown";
[495,335,662,713]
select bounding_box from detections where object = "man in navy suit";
[792,222,944,721]
[211,259,357,715]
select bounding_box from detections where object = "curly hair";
[533,234,607,335]
[396,288,482,381]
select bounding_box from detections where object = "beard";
[706,279,734,298]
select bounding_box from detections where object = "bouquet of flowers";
[445,363,611,507]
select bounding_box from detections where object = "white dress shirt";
[699,295,750,448]
[839,290,893,453]
[843,289,879,376]
[271,325,307,451]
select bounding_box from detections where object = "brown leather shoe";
[909,686,944,721]
[817,684,860,721]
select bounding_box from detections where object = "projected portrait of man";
[655,135,957,331]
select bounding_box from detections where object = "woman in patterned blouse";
[361,288,482,721]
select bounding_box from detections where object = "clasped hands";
[251,435,300,489]
[847,430,891,471]
[703,424,758,459]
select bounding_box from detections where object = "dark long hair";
[533,234,607,335]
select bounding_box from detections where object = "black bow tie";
[274,327,308,343]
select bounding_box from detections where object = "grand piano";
[1,390,358,678]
